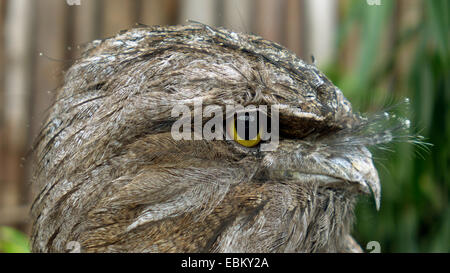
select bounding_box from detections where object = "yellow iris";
[228,115,262,147]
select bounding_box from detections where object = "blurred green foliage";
[325,0,449,252]
[0,226,30,253]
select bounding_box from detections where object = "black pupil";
[235,112,270,140]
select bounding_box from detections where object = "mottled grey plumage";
[31,24,399,252]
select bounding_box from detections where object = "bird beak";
[361,170,381,211]
[346,147,381,210]
[262,144,381,210]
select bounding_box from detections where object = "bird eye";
[226,111,264,148]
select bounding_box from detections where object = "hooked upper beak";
[349,152,381,210]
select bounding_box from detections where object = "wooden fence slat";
[140,0,170,26]
[0,205,30,226]
[2,0,34,214]
[29,0,69,208]
[73,0,101,46]
[304,0,337,67]
[178,0,218,26]
[0,0,6,210]
[222,0,253,33]
[101,0,138,38]
[284,0,306,60]
[138,0,180,26]
[253,0,287,47]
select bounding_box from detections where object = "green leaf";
[0,226,30,253]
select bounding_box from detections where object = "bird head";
[31,24,412,252]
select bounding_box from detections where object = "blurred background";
[0,0,448,253]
